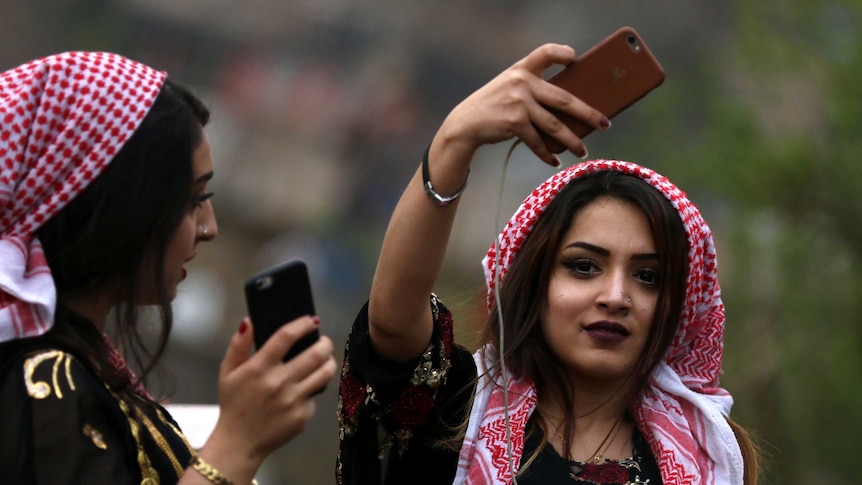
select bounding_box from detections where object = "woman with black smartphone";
[0,51,337,484]
[336,43,758,484]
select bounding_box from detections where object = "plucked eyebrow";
[564,241,658,261]
[193,172,214,185]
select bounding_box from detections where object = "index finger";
[517,43,577,75]
[253,316,319,365]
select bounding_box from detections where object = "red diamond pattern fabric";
[0,52,166,342]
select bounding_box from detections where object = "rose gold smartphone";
[545,26,665,139]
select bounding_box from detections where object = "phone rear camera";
[626,35,641,53]
[255,276,274,290]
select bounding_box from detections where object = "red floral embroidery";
[438,310,454,355]
[339,373,366,421]
[391,384,434,427]
[578,461,629,484]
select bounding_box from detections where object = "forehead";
[191,129,213,176]
[564,197,655,252]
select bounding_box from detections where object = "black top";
[336,296,663,485]
[337,297,476,485]
[518,417,662,484]
[0,344,195,484]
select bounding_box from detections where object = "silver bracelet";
[421,144,470,206]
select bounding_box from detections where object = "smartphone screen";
[546,26,665,139]
[244,259,320,362]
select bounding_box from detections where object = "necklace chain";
[558,416,623,464]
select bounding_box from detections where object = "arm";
[369,43,610,362]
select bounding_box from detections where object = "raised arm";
[368,44,611,362]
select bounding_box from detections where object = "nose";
[597,269,631,312]
[197,203,218,242]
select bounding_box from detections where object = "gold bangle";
[189,455,235,485]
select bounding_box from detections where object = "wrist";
[196,432,263,485]
[424,133,473,199]
[422,143,470,206]
[430,122,478,166]
[188,455,259,485]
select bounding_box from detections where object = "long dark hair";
[479,170,688,462]
[25,77,210,402]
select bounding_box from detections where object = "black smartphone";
[544,26,666,140]
[244,259,320,362]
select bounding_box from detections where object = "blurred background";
[3,0,860,483]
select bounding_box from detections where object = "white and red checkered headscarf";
[456,160,744,484]
[0,52,166,343]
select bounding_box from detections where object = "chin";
[166,283,180,302]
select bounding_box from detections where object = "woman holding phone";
[0,51,336,484]
[336,43,758,484]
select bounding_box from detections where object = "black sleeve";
[336,295,478,485]
[0,349,138,484]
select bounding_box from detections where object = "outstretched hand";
[432,43,610,168]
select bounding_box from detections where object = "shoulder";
[0,347,109,403]
[25,349,99,399]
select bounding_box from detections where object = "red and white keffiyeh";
[0,52,166,343]
[455,160,743,484]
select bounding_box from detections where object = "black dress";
[518,421,662,484]
[0,345,195,484]
[336,296,663,485]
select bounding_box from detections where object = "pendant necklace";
[558,416,623,464]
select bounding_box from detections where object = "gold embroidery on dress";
[137,408,185,477]
[24,350,76,399]
[156,407,195,455]
[113,392,196,482]
[117,398,161,484]
[83,423,108,450]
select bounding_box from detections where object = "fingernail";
[239,320,248,334]
[311,316,320,326]
[599,117,611,130]
[577,147,588,159]
[552,155,562,167]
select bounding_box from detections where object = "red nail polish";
[599,117,611,130]
[577,147,589,159]
[239,320,248,334]
[311,316,320,326]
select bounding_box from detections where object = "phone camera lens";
[626,35,641,53]
[255,276,274,290]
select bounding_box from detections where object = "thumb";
[220,318,254,377]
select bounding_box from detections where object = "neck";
[537,377,638,462]
[64,291,115,333]
[547,370,635,418]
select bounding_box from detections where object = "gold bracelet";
[189,455,235,485]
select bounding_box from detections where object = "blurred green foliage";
[635,1,862,483]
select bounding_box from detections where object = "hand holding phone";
[544,26,665,141]
[244,259,320,362]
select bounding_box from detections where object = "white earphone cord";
[493,139,523,484]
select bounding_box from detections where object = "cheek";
[637,296,659,327]
[546,277,591,316]
[167,218,197,258]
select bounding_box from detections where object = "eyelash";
[564,259,600,277]
[191,192,214,208]
[562,259,660,287]
[634,268,660,287]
